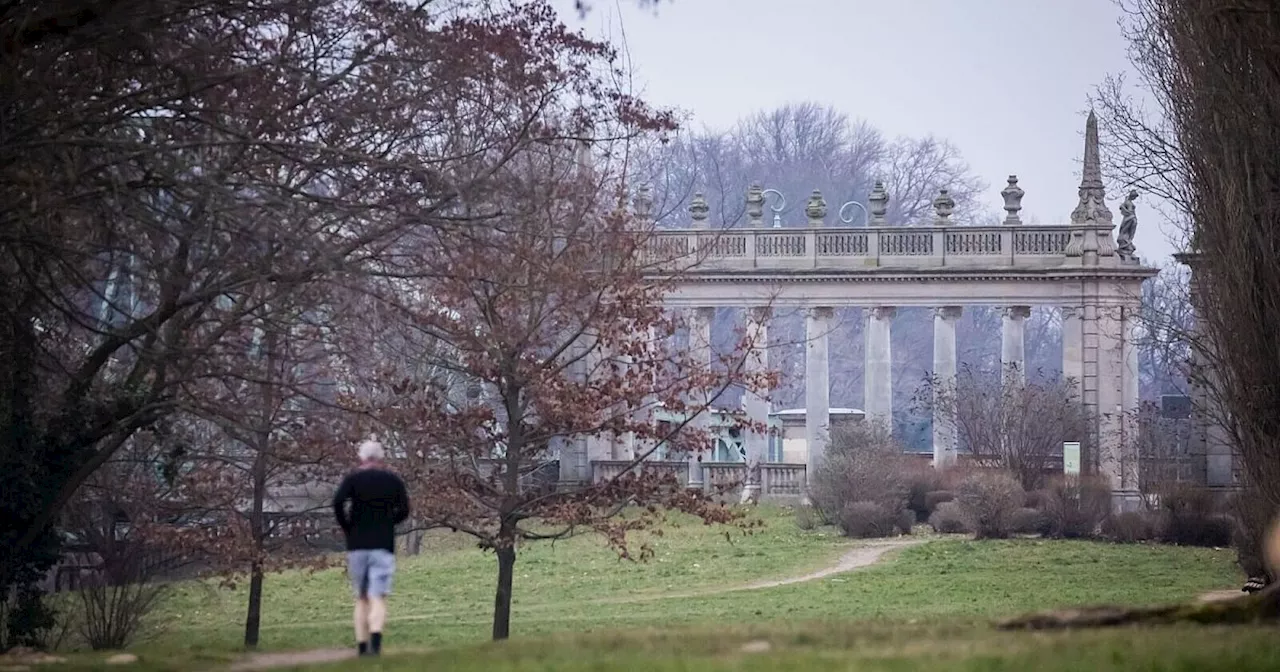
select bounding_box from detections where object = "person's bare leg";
[354,597,370,654]
[368,596,387,654]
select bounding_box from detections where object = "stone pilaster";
[805,306,834,491]
[1094,304,1140,510]
[1119,305,1142,498]
[864,306,896,430]
[932,306,962,469]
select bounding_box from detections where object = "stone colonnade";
[675,299,1144,508]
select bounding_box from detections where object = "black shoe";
[358,641,370,656]
[370,632,382,656]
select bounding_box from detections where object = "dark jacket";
[332,465,410,553]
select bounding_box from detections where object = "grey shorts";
[347,549,396,598]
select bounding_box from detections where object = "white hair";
[357,437,385,462]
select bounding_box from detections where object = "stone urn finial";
[868,180,889,225]
[689,191,709,227]
[805,189,828,227]
[745,183,765,227]
[633,184,653,221]
[932,188,956,224]
[1001,175,1024,225]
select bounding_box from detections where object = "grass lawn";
[112,504,1247,666]
[310,622,1280,671]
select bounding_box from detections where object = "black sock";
[358,641,368,655]
[370,632,382,654]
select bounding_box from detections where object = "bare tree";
[350,132,775,641]
[0,0,687,639]
[923,365,1093,491]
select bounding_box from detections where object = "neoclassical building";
[564,113,1162,510]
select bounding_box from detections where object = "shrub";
[924,490,955,512]
[955,470,1024,539]
[929,501,972,534]
[1010,507,1050,536]
[1042,474,1111,539]
[1158,483,1234,547]
[76,547,173,650]
[838,501,901,539]
[811,423,912,536]
[794,505,820,531]
[1104,511,1157,543]
[897,508,919,535]
[903,466,944,522]
[1024,489,1050,510]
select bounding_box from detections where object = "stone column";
[932,306,962,469]
[864,306,896,430]
[687,307,716,490]
[583,335,614,479]
[741,307,771,502]
[1061,305,1084,401]
[805,307,833,491]
[558,338,589,487]
[1001,305,1031,384]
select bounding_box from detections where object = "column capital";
[691,306,716,322]
[934,306,963,321]
[809,306,835,319]
[748,306,772,322]
[1060,305,1083,320]
[869,306,897,321]
[1002,305,1032,320]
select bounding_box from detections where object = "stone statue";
[1117,190,1139,260]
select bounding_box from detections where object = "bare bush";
[1156,484,1233,547]
[1010,508,1050,536]
[955,471,1025,540]
[924,366,1092,491]
[810,423,912,532]
[1042,475,1112,539]
[76,549,172,651]
[1104,511,1159,543]
[794,506,821,531]
[924,490,955,514]
[904,466,945,523]
[929,502,972,534]
[837,502,903,539]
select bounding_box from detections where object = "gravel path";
[225,537,924,671]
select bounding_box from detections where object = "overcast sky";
[555,0,1178,265]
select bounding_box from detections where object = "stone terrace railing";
[636,178,1141,273]
[590,460,689,487]
[592,460,805,497]
[643,225,1096,272]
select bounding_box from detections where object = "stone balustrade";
[590,460,805,499]
[643,223,1124,272]
[590,460,689,487]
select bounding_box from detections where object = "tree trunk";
[243,321,275,650]
[491,542,516,640]
[244,562,264,648]
[996,582,1280,630]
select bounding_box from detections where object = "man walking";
[333,437,410,656]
